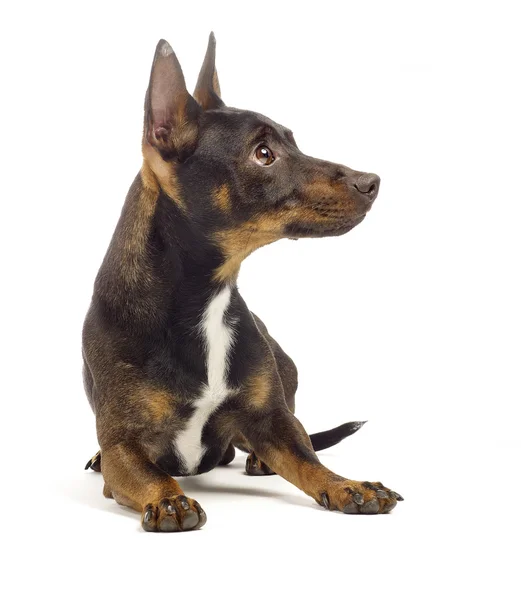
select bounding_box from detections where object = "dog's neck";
[94,170,238,332]
[152,189,232,291]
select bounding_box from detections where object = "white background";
[1,1,520,598]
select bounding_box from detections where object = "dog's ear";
[193,32,224,110]
[144,39,200,161]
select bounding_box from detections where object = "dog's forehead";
[201,107,288,139]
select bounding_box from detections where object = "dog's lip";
[323,213,366,232]
[323,214,366,235]
[284,213,367,238]
[349,214,367,226]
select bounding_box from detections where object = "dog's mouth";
[284,214,367,239]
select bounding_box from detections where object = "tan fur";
[101,444,185,511]
[212,70,221,97]
[212,216,282,282]
[114,171,159,287]
[212,183,231,212]
[212,205,337,282]
[244,371,272,409]
[264,450,327,498]
[103,483,113,499]
[256,445,396,513]
[139,387,175,423]
[142,143,185,210]
[303,179,359,214]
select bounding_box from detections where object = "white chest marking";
[174,286,235,474]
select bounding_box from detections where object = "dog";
[82,33,403,532]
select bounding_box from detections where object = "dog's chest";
[173,286,235,474]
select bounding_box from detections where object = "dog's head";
[142,35,380,280]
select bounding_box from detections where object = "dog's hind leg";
[100,443,207,532]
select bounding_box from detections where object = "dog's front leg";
[242,407,402,514]
[100,443,207,532]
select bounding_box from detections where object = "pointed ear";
[193,32,225,110]
[144,39,200,160]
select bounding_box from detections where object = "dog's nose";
[354,173,380,202]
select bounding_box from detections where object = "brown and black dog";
[82,34,403,532]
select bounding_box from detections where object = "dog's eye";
[254,145,276,166]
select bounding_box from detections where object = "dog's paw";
[141,495,207,532]
[84,450,101,472]
[317,480,403,514]
[245,452,275,476]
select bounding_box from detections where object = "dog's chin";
[285,214,367,239]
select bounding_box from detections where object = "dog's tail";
[309,421,366,452]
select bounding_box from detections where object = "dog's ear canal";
[193,32,225,110]
[144,39,201,161]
